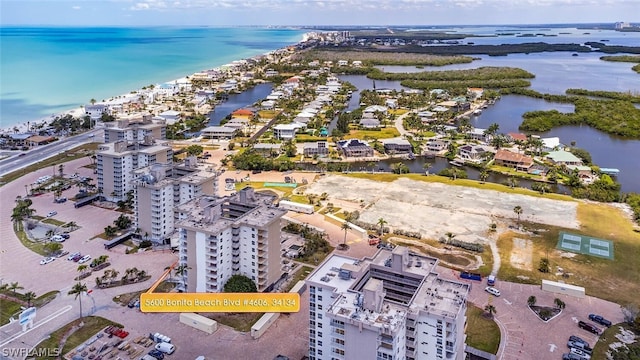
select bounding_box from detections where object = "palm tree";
[377,218,387,237]
[341,221,350,249]
[423,162,432,175]
[479,170,489,184]
[484,304,497,318]
[68,282,88,319]
[77,264,88,276]
[8,282,23,296]
[175,264,191,290]
[66,221,78,231]
[24,291,36,307]
[527,295,537,307]
[554,298,566,309]
[513,205,523,223]
[444,232,456,245]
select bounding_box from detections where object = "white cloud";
[71,5,81,10]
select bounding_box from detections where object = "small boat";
[449,160,464,167]
[473,109,482,115]
[407,153,415,160]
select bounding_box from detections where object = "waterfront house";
[253,143,282,158]
[467,128,489,142]
[363,105,388,115]
[541,137,561,151]
[337,60,349,66]
[546,150,582,166]
[383,138,412,154]
[426,138,448,152]
[567,165,593,179]
[85,104,109,120]
[337,139,374,158]
[352,60,363,67]
[385,99,398,109]
[494,149,533,171]
[458,145,486,160]
[303,141,329,158]
[225,118,250,133]
[231,108,254,119]
[261,100,276,110]
[273,124,303,140]
[201,126,238,140]
[467,88,484,100]
[507,132,528,143]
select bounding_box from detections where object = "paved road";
[0,129,102,177]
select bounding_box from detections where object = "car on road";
[68,252,81,261]
[147,349,165,360]
[40,257,55,265]
[54,197,67,203]
[578,320,601,335]
[588,313,612,327]
[484,286,501,297]
[47,211,57,217]
[78,255,91,264]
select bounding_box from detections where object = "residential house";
[458,145,486,161]
[467,128,489,142]
[85,104,109,120]
[337,60,349,66]
[303,141,329,157]
[383,138,412,154]
[467,87,484,99]
[359,117,381,129]
[158,110,181,125]
[363,105,387,115]
[494,149,534,171]
[337,139,374,158]
[352,60,363,67]
[273,124,303,140]
[231,108,254,119]
[27,135,56,147]
[541,137,561,151]
[426,138,448,152]
[546,151,583,166]
[200,126,238,140]
[385,99,398,109]
[253,143,282,158]
[507,132,528,143]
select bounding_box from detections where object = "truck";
[460,272,482,281]
[487,275,496,286]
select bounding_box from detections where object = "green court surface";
[556,232,614,260]
[263,182,297,188]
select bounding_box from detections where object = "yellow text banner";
[140,293,300,313]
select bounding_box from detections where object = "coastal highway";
[0,129,103,177]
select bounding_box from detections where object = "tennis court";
[557,232,614,260]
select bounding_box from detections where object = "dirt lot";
[306,175,579,243]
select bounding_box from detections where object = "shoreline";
[1,29,309,135]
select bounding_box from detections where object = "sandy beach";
[0,106,85,135]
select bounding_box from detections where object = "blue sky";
[2,0,638,26]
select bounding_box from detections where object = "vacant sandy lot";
[306,175,578,243]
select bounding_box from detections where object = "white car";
[67,252,81,261]
[47,211,57,217]
[51,235,65,242]
[78,255,91,264]
[40,257,55,265]
[570,347,591,359]
[485,286,501,297]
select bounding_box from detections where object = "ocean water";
[0,27,305,127]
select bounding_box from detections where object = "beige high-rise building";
[96,139,173,201]
[133,161,217,243]
[175,187,287,293]
[306,247,470,360]
[103,115,167,143]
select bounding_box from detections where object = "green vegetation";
[348,127,400,140]
[205,312,263,332]
[368,66,533,81]
[296,49,475,66]
[520,98,640,138]
[35,316,122,358]
[496,201,640,305]
[284,266,314,292]
[600,55,640,63]
[283,222,333,265]
[465,305,501,354]
[13,222,50,256]
[325,42,591,56]
[625,193,640,224]
[403,78,531,90]
[0,143,98,185]
[0,298,23,325]
[499,87,576,103]
[223,274,257,293]
[592,324,640,360]
[566,88,640,103]
[231,149,297,171]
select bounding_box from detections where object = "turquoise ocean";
[0,27,305,127]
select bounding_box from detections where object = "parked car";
[51,235,65,242]
[568,340,592,354]
[563,353,584,360]
[68,252,81,261]
[487,275,496,286]
[78,255,91,264]
[60,233,70,239]
[47,211,57,217]
[570,347,591,359]
[54,197,67,203]
[485,286,501,297]
[578,320,601,335]
[569,335,589,348]
[155,342,176,354]
[148,349,165,360]
[588,314,612,327]
[40,257,55,265]
[56,250,70,258]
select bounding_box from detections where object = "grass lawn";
[0,143,98,185]
[348,127,401,140]
[42,218,66,226]
[0,298,24,325]
[36,316,122,358]
[0,290,59,325]
[284,265,314,292]
[204,312,263,332]
[296,134,326,142]
[592,323,639,359]
[235,181,298,198]
[466,304,501,354]
[490,165,545,181]
[496,202,640,305]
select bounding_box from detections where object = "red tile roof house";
[494,149,534,172]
